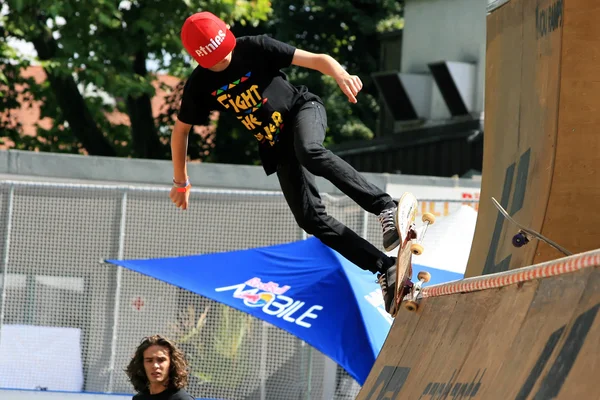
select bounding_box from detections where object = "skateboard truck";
[403,271,431,312]
[410,212,436,256]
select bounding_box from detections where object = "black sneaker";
[376,258,397,315]
[378,206,400,251]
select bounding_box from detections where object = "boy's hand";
[169,184,191,210]
[290,50,363,103]
[336,73,363,104]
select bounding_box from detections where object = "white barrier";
[0,389,131,400]
[0,389,219,400]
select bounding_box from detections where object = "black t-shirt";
[132,387,194,400]
[177,34,321,175]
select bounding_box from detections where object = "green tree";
[0,31,28,148]
[1,0,271,158]
[271,0,403,143]
[1,0,403,166]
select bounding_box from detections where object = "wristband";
[173,177,191,193]
[173,177,190,187]
[176,184,190,193]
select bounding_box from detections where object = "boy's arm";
[291,49,363,103]
[171,119,191,183]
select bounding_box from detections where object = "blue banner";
[105,237,392,385]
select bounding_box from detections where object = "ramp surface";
[357,251,600,399]
[466,0,600,278]
[358,0,600,398]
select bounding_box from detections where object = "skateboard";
[392,192,436,316]
[491,197,572,256]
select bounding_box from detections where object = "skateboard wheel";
[404,301,418,312]
[422,212,436,224]
[512,232,529,248]
[417,271,431,283]
[410,243,424,256]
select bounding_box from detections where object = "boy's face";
[208,51,233,72]
[143,345,171,386]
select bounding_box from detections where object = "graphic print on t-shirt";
[211,71,284,147]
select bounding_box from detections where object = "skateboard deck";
[392,192,435,316]
[491,197,572,256]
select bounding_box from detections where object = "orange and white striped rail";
[421,249,600,298]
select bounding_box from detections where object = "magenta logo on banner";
[215,277,323,328]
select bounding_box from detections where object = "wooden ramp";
[357,250,600,399]
[358,0,600,398]
[465,0,600,278]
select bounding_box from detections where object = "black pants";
[277,100,395,274]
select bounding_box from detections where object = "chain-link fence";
[0,179,477,400]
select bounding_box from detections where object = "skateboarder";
[169,11,399,314]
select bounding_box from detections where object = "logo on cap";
[195,29,227,58]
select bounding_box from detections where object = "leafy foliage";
[1,0,271,159]
[0,34,29,148]
[1,0,403,164]
[269,0,403,139]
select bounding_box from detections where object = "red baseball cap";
[180,12,236,69]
